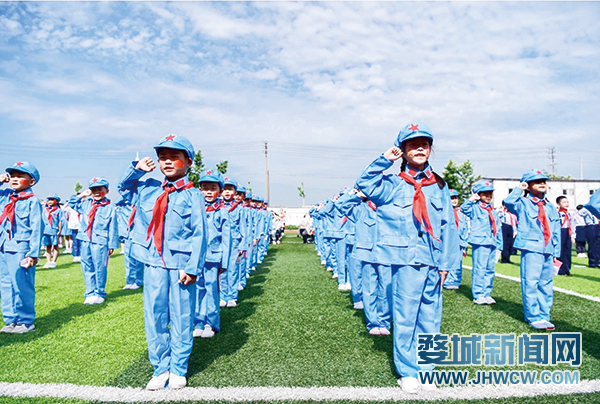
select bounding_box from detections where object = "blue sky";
[1,1,599,206]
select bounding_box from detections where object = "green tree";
[297,182,306,206]
[442,159,481,203]
[216,160,229,174]
[545,171,573,180]
[74,181,83,193]
[187,150,205,187]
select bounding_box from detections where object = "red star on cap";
[486,182,490,186]
[409,124,419,132]
[536,170,542,174]
[165,135,176,141]
[207,170,213,175]
[224,177,229,181]
[15,161,23,167]
[92,178,98,183]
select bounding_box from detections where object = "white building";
[483,177,600,209]
[268,207,310,227]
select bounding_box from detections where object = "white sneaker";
[129,284,141,290]
[169,373,186,390]
[47,262,57,269]
[444,285,459,290]
[120,250,125,255]
[122,284,132,290]
[332,273,338,279]
[379,327,391,336]
[345,282,352,290]
[421,380,437,391]
[530,320,547,330]
[353,301,364,310]
[193,327,204,338]
[84,296,96,305]
[93,297,105,304]
[473,297,487,305]
[338,284,345,291]
[72,257,81,263]
[11,324,35,334]
[146,371,169,391]
[43,262,51,269]
[544,320,555,331]
[369,328,381,336]
[398,376,420,394]
[320,260,326,265]
[485,296,496,304]
[246,274,250,279]
[237,285,244,291]
[220,300,227,308]
[201,325,215,338]
[577,253,587,258]
[258,260,263,264]
[326,267,333,272]
[227,300,237,308]
[0,323,16,333]
[64,248,72,254]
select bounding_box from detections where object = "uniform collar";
[404,163,433,180]
[162,175,192,190]
[528,194,548,204]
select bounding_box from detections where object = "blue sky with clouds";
[1,1,599,206]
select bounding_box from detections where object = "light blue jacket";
[117,163,208,276]
[455,208,470,249]
[460,200,503,249]
[503,188,561,257]
[0,187,43,257]
[205,199,231,268]
[355,156,459,270]
[351,199,378,264]
[585,191,600,221]
[69,196,120,249]
[42,205,64,236]
[336,192,361,244]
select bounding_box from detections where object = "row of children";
[0,134,273,391]
[308,122,600,394]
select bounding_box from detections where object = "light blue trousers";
[471,244,496,300]
[0,248,36,326]
[143,264,196,377]
[345,244,362,303]
[195,261,221,332]
[220,243,240,302]
[361,261,391,330]
[520,251,554,323]
[124,240,144,286]
[80,241,109,298]
[444,247,465,288]
[392,265,442,378]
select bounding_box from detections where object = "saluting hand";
[469,193,480,202]
[383,147,403,162]
[78,189,92,199]
[519,182,529,191]
[136,157,156,173]
[0,174,9,183]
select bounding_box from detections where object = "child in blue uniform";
[504,170,561,330]
[461,182,503,304]
[556,196,574,276]
[356,122,459,393]
[70,178,119,305]
[0,161,43,334]
[115,198,145,289]
[42,193,64,269]
[443,189,469,290]
[118,134,208,390]
[194,170,230,338]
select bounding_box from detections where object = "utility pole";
[548,147,556,176]
[264,141,270,202]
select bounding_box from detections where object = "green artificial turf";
[0,237,599,403]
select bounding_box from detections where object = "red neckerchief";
[503,207,517,226]
[46,205,59,226]
[367,201,377,211]
[559,208,571,236]
[399,166,440,241]
[147,178,194,259]
[227,201,239,212]
[341,216,348,225]
[453,207,460,229]
[206,199,224,212]
[0,190,35,238]
[479,202,497,236]
[87,199,110,240]
[127,205,136,231]
[531,195,551,245]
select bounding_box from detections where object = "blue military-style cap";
[47,193,61,202]
[200,169,224,188]
[521,169,549,183]
[89,177,110,189]
[245,190,253,199]
[339,186,349,195]
[237,184,247,194]
[472,181,494,194]
[394,122,434,148]
[154,134,195,160]
[449,189,459,197]
[264,199,269,204]
[223,176,237,189]
[6,161,40,184]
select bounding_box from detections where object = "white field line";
[2,381,600,402]
[463,265,600,303]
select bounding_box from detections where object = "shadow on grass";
[109,248,277,387]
